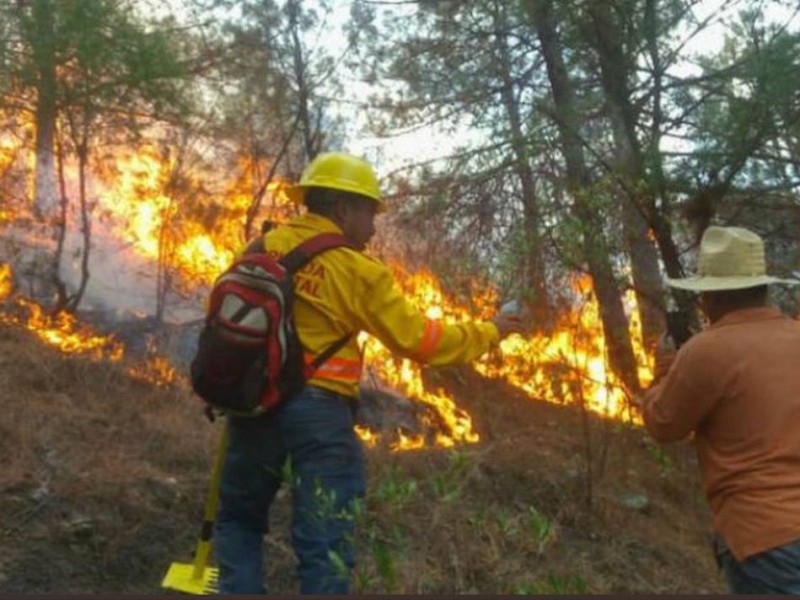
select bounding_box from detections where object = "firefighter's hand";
[492,313,526,340]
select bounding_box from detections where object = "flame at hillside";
[357,265,499,450]
[94,149,295,287]
[0,263,12,299]
[0,138,652,451]
[0,264,179,388]
[477,277,650,422]
[360,264,650,450]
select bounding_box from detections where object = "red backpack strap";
[278,233,355,274]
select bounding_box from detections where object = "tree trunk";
[53,132,70,312]
[32,0,58,221]
[584,0,665,349]
[68,140,91,313]
[530,0,641,396]
[491,0,552,329]
[287,0,317,161]
[244,112,302,239]
[155,181,178,325]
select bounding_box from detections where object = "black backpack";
[190,233,354,416]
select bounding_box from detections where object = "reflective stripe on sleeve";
[415,318,443,362]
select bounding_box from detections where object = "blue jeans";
[214,386,366,594]
[717,536,800,594]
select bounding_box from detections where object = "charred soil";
[0,322,722,594]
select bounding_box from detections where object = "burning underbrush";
[0,130,719,591]
[0,248,649,452]
[1,131,654,451]
[0,317,722,593]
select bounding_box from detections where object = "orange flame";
[0,263,12,300]
[94,149,294,286]
[0,295,125,361]
[0,112,35,211]
[0,138,654,452]
[355,263,499,449]
[126,355,180,388]
[391,431,427,451]
[0,265,180,388]
[354,424,379,448]
[364,265,651,444]
[475,276,649,421]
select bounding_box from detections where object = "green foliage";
[278,458,298,488]
[514,573,588,595]
[327,548,349,582]
[357,469,413,593]
[645,443,673,477]
[10,0,191,124]
[371,542,398,592]
[429,447,472,503]
[495,507,518,537]
[527,504,551,546]
[430,473,460,503]
[374,466,419,509]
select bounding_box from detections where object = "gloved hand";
[492,313,526,340]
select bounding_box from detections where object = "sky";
[334,0,800,176]
[144,0,799,178]
[41,0,800,321]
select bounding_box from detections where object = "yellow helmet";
[287,152,387,212]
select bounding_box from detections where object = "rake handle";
[191,425,228,580]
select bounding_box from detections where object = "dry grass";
[0,322,722,593]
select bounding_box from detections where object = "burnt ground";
[0,321,723,594]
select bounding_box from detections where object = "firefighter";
[214,152,525,594]
[640,225,800,594]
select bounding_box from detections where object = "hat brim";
[285,184,388,213]
[665,274,800,292]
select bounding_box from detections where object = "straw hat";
[665,226,799,292]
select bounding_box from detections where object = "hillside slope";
[0,321,723,594]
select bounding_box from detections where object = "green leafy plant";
[430,473,460,503]
[372,542,398,592]
[515,573,587,595]
[495,508,518,537]
[375,467,418,508]
[328,549,349,582]
[645,443,674,477]
[527,505,551,543]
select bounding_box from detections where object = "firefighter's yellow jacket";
[259,213,500,398]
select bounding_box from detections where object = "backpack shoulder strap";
[280,233,356,371]
[279,233,354,274]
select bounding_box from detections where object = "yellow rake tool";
[162,426,227,594]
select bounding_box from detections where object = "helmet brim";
[287,184,388,213]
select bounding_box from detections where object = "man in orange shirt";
[641,225,800,594]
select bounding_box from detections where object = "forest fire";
[477,277,651,421]
[95,149,260,284]
[98,148,300,284]
[359,265,650,449]
[0,263,181,388]
[356,266,498,449]
[0,290,124,361]
[0,139,652,452]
